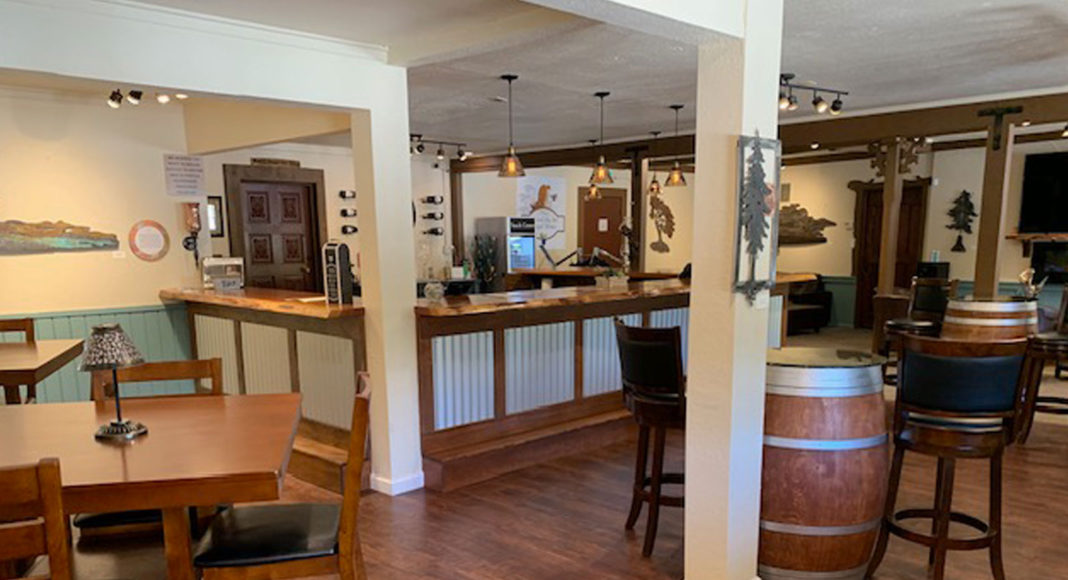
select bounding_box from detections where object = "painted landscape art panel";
[0,220,119,255]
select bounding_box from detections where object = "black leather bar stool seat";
[615,319,685,558]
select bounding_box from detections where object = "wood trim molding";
[451,134,693,174]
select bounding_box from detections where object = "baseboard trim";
[370,470,425,496]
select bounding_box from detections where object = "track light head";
[787,94,799,111]
[813,94,829,114]
[127,90,142,105]
[1062,123,1068,139]
[458,147,470,161]
[436,146,445,161]
[107,89,123,109]
[829,96,843,115]
[778,92,790,110]
[156,93,171,104]
[174,93,188,100]
[415,142,425,154]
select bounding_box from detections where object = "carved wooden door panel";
[240,182,316,291]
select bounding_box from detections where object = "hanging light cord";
[507,78,514,148]
[599,95,605,146]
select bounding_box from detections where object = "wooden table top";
[415,279,691,317]
[0,393,302,513]
[0,338,83,385]
[160,287,364,319]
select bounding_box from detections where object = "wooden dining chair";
[193,372,371,580]
[1,318,37,404]
[0,458,72,580]
[77,358,224,539]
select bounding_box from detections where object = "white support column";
[350,97,424,495]
[685,1,783,578]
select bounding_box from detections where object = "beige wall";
[0,85,201,315]
[642,165,694,274]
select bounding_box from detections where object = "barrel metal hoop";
[947,301,1036,312]
[943,316,1038,327]
[763,434,887,451]
[766,365,883,393]
[766,384,883,398]
[760,518,880,536]
[758,563,868,580]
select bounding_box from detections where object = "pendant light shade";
[647,131,662,196]
[585,183,601,201]
[498,74,525,178]
[665,104,686,188]
[588,92,614,185]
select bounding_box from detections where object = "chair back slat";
[91,358,224,400]
[0,318,35,342]
[338,372,371,570]
[0,458,71,579]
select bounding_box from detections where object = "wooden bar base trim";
[423,410,634,492]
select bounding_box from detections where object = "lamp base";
[95,420,148,441]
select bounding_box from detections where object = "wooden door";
[852,182,928,328]
[240,182,317,291]
[578,187,627,257]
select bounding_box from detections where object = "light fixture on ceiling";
[1062,123,1068,138]
[1020,120,1032,127]
[665,104,686,187]
[810,142,820,150]
[436,146,445,161]
[585,139,601,201]
[174,93,189,100]
[107,89,123,109]
[589,91,614,187]
[458,147,470,162]
[779,73,848,116]
[498,74,525,178]
[156,93,171,104]
[648,131,662,196]
[127,90,142,105]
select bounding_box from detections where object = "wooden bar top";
[512,267,678,280]
[415,279,690,317]
[160,287,363,319]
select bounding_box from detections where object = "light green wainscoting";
[818,277,1064,329]
[1,304,193,402]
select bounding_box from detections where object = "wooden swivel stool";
[867,336,1028,580]
[615,320,685,557]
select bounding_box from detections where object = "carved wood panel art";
[280,192,302,223]
[282,234,305,263]
[249,234,273,263]
[0,220,119,255]
[778,203,837,245]
[247,191,270,223]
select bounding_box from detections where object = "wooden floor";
[59,327,1068,579]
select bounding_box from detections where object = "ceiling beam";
[451,134,693,173]
[779,92,1068,155]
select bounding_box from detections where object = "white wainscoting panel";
[297,332,356,429]
[194,315,240,395]
[505,322,574,415]
[650,307,690,369]
[240,322,291,395]
[432,331,494,430]
[583,313,642,397]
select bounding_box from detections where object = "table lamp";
[81,323,147,441]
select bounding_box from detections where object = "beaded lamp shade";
[80,324,144,371]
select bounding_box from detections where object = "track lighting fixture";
[107,89,122,109]
[416,141,426,154]
[458,147,470,162]
[174,93,188,100]
[498,74,525,178]
[436,146,445,161]
[648,131,662,196]
[589,91,614,186]
[1062,123,1068,139]
[779,73,849,115]
[127,90,142,105]
[665,105,686,187]
[156,93,171,104]
[810,142,820,150]
[409,134,469,161]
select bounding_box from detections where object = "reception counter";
[159,287,365,429]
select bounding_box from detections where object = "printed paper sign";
[516,176,567,250]
[164,154,205,196]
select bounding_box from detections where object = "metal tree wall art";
[946,190,978,252]
[734,133,780,302]
[648,195,675,253]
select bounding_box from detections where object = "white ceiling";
[68,1,1068,153]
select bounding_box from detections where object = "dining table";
[0,392,302,579]
[0,338,84,404]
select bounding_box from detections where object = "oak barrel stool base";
[940,298,1037,342]
[761,348,888,580]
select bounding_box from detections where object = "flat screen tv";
[1032,243,1068,284]
[1019,152,1068,233]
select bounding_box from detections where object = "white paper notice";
[164,154,205,196]
[598,218,609,232]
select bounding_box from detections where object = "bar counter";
[160,287,365,429]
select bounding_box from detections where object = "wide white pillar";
[685,1,783,578]
[351,100,424,495]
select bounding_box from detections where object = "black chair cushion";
[900,351,1023,413]
[73,509,162,528]
[193,503,339,568]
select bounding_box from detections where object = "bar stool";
[880,277,958,385]
[1018,332,1068,443]
[614,319,685,557]
[866,335,1028,580]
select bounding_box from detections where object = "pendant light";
[647,131,662,196]
[665,104,687,187]
[585,139,601,201]
[589,91,614,186]
[498,74,525,178]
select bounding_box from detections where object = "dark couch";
[786,274,833,335]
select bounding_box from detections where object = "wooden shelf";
[1005,233,1068,242]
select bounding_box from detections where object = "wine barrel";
[941,297,1037,341]
[760,347,888,580]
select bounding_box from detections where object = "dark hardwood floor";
[63,419,1068,579]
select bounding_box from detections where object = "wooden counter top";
[512,268,679,279]
[415,279,690,317]
[160,287,363,319]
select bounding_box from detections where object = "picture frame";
[206,195,225,238]
[733,133,781,303]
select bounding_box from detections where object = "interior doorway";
[851,179,930,328]
[223,163,328,292]
[577,186,627,258]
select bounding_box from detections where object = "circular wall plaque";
[129,220,170,262]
